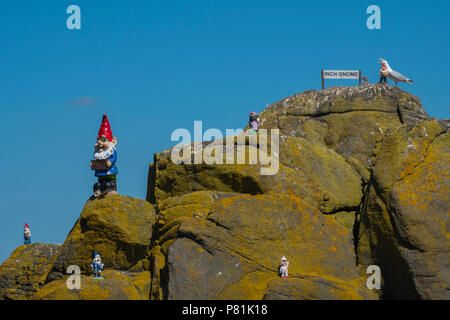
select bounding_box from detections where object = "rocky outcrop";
[146,85,446,300]
[49,194,156,279]
[1,84,446,300]
[357,120,450,299]
[34,270,150,300]
[258,85,429,166]
[263,276,371,300]
[146,121,377,299]
[150,193,375,299]
[0,244,61,300]
[35,194,155,300]
[148,135,363,214]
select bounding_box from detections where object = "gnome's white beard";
[94,144,115,160]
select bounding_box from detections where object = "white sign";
[323,70,360,79]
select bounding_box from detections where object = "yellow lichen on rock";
[357,120,449,299]
[3,85,444,301]
[155,193,375,299]
[34,270,150,300]
[50,194,156,276]
[0,243,61,300]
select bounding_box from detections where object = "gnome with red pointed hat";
[90,114,118,197]
[24,223,31,244]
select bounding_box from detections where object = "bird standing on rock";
[378,58,414,86]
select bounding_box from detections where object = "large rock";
[263,277,372,300]
[258,85,429,166]
[146,85,441,300]
[147,135,363,214]
[0,244,61,300]
[151,193,376,299]
[357,120,450,299]
[49,194,156,277]
[34,270,150,300]
[3,85,442,300]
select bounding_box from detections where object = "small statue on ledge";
[90,114,118,198]
[24,223,31,245]
[248,112,259,134]
[279,256,289,278]
[91,252,104,279]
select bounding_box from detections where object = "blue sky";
[0,0,449,264]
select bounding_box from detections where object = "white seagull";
[379,58,414,86]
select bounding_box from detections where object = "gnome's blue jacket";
[95,149,118,177]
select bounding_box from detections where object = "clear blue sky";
[0,0,449,264]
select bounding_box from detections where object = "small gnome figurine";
[379,63,388,84]
[249,112,259,134]
[279,256,289,278]
[90,114,118,198]
[91,252,104,279]
[23,223,31,245]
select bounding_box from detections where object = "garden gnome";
[90,114,118,197]
[379,62,388,84]
[249,112,259,134]
[23,223,31,245]
[91,252,104,279]
[279,256,289,278]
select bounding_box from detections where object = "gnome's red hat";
[98,114,113,142]
[24,223,29,229]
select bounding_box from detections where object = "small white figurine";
[279,256,289,278]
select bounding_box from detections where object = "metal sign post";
[321,70,325,89]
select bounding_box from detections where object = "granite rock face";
[1,85,447,300]
[153,193,375,299]
[34,270,150,300]
[26,194,154,300]
[258,85,429,166]
[146,85,438,300]
[263,277,372,300]
[49,194,156,278]
[146,86,450,300]
[357,120,450,299]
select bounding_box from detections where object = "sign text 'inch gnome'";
[321,69,361,89]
